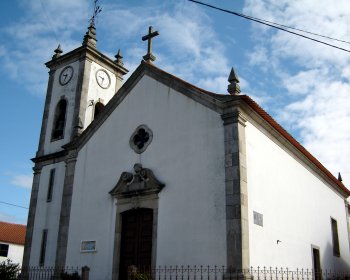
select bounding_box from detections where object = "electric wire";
[0,200,28,209]
[188,0,350,53]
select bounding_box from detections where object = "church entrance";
[119,208,153,280]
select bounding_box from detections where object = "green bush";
[134,272,152,280]
[0,259,20,280]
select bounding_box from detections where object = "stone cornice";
[221,109,247,126]
[31,150,67,165]
[45,45,128,77]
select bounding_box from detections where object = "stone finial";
[114,49,124,66]
[52,44,63,59]
[227,67,241,95]
[82,24,97,48]
[338,172,343,182]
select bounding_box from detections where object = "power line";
[0,201,28,210]
[248,17,350,45]
[188,0,350,53]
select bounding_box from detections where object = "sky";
[0,0,349,225]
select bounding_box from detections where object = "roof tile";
[0,221,26,245]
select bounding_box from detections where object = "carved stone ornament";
[129,124,153,154]
[109,163,165,199]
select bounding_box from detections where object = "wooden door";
[312,248,322,280]
[119,209,153,280]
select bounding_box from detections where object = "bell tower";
[23,22,128,268]
[36,24,128,157]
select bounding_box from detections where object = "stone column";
[221,109,250,271]
[22,164,42,267]
[37,69,56,157]
[55,149,78,267]
[71,58,92,138]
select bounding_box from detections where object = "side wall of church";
[245,120,350,270]
[64,75,227,279]
[29,161,65,266]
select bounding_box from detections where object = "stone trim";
[111,194,159,280]
[110,164,164,280]
[64,61,226,152]
[71,58,90,137]
[45,44,128,77]
[32,150,67,165]
[37,70,56,157]
[22,164,42,267]
[221,109,250,270]
[129,125,153,154]
[55,149,78,267]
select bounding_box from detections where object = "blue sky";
[0,0,349,224]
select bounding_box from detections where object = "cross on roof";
[142,26,159,63]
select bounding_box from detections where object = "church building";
[23,22,350,280]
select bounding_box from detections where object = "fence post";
[81,266,90,280]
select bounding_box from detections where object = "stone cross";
[142,26,159,63]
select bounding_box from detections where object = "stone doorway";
[119,208,153,280]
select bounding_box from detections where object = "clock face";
[96,69,111,89]
[59,66,73,85]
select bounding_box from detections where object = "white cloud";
[100,1,229,91]
[244,0,350,186]
[11,174,33,189]
[0,212,22,224]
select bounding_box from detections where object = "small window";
[47,169,55,202]
[94,102,105,119]
[39,229,48,266]
[51,99,67,140]
[0,243,9,257]
[331,218,340,257]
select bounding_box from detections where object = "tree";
[0,259,20,280]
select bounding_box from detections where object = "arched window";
[94,102,105,120]
[51,99,67,140]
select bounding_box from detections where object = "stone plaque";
[253,211,263,227]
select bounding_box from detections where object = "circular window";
[129,125,153,154]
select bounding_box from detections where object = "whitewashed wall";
[65,75,226,280]
[245,120,350,271]
[83,61,118,127]
[0,243,24,265]
[29,162,65,266]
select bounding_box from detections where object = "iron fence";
[128,266,350,280]
[18,266,81,280]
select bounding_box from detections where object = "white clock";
[96,69,111,89]
[59,66,73,85]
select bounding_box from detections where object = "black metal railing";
[18,266,83,280]
[128,266,350,280]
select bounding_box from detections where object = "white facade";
[24,31,350,280]
[65,75,227,279]
[246,120,350,270]
[0,242,24,265]
[29,162,65,266]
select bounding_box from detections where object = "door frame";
[112,194,159,280]
[311,245,322,280]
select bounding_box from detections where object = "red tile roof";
[147,62,350,196]
[239,95,350,196]
[0,221,26,245]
